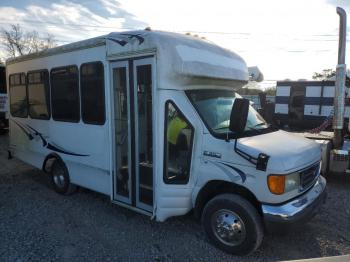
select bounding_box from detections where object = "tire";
[202,194,263,255]
[50,159,77,195]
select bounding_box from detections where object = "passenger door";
[155,91,200,222]
[111,57,155,213]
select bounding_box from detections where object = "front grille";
[299,163,320,190]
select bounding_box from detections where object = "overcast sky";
[1,0,350,82]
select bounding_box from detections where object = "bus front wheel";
[202,193,263,255]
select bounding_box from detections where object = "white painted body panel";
[305,86,322,97]
[323,86,335,97]
[321,106,334,117]
[275,104,288,114]
[189,130,321,210]
[237,130,320,172]
[276,86,290,96]
[304,105,320,116]
[105,31,248,86]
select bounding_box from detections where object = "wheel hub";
[53,169,66,188]
[211,209,246,246]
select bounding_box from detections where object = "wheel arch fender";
[193,180,262,220]
[42,153,63,173]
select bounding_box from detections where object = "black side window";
[0,67,6,94]
[80,62,105,125]
[51,66,80,122]
[27,70,50,119]
[164,101,194,184]
[9,73,27,118]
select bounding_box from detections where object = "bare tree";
[1,24,56,59]
[312,69,336,80]
[1,24,25,57]
[25,30,56,53]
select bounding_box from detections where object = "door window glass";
[136,64,153,206]
[114,67,129,198]
[164,101,194,184]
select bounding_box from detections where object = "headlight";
[284,172,300,192]
[267,172,300,195]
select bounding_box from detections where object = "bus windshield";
[186,89,270,137]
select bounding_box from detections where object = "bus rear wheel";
[202,193,263,255]
[50,159,77,195]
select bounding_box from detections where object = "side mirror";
[229,98,249,134]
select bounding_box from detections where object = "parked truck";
[270,7,350,178]
[274,80,349,130]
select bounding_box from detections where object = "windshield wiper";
[253,122,268,128]
[214,126,230,131]
[246,126,263,133]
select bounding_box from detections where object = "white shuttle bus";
[7,30,326,255]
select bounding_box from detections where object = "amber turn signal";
[267,175,285,195]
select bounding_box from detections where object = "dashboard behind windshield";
[186,89,270,137]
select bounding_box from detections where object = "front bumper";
[262,175,327,229]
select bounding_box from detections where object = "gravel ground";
[0,132,350,262]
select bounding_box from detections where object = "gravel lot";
[0,132,350,262]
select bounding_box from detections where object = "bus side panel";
[67,162,110,195]
[9,120,45,170]
[9,117,111,196]
[7,46,112,197]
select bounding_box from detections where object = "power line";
[0,22,249,45]
[0,19,138,30]
[0,21,256,43]
[0,18,341,38]
[0,35,70,44]
[0,22,114,34]
[0,19,249,35]
[0,19,346,49]
[0,19,252,35]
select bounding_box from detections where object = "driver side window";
[164,101,194,184]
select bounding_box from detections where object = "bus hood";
[236,130,321,172]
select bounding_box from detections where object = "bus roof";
[6,30,248,85]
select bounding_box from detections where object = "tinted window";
[51,66,80,122]
[9,73,27,118]
[80,62,105,124]
[28,70,50,119]
[164,101,194,184]
[0,67,6,94]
